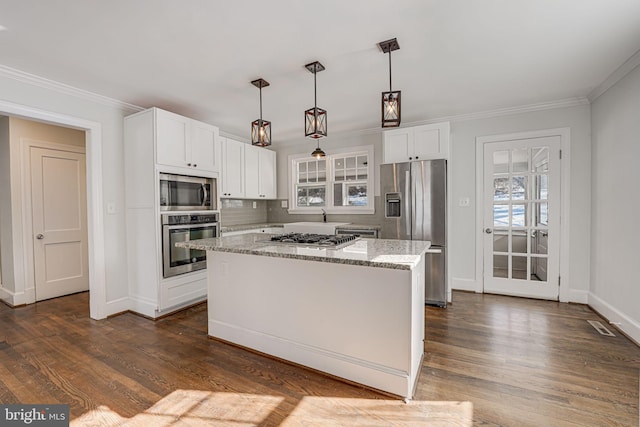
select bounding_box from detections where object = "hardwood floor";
[0,291,638,426]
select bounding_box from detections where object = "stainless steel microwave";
[159,173,217,211]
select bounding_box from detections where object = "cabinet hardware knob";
[193,164,197,167]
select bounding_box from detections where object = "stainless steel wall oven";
[162,213,219,278]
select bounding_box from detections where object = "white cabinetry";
[220,137,245,198]
[124,107,218,318]
[155,108,220,173]
[383,122,450,163]
[221,138,277,199]
[245,146,276,199]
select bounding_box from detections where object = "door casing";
[475,128,571,302]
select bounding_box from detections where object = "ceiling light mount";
[251,78,271,147]
[378,38,401,128]
[304,61,327,139]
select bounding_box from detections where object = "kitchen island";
[177,234,430,399]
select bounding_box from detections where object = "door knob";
[36,234,44,240]
[485,228,492,234]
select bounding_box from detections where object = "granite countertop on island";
[177,233,430,270]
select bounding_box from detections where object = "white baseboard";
[210,319,412,398]
[451,277,480,293]
[128,296,158,319]
[588,293,640,346]
[105,297,131,317]
[567,289,588,304]
[0,286,26,306]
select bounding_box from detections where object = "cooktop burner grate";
[269,233,359,247]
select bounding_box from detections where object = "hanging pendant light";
[304,61,327,139]
[378,38,401,128]
[251,78,271,147]
[311,140,325,159]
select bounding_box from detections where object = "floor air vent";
[587,320,616,337]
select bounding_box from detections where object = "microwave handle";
[200,184,208,207]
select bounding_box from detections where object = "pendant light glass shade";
[379,38,401,128]
[250,78,271,147]
[304,61,327,139]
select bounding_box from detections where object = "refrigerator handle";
[405,170,411,238]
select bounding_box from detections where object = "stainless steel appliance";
[380,159,447,306]
[162,213,219,278]
[159,173,217,211]
[269,233,359,248]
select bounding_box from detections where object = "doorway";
[476,129,569,301]
[0,100,107,319]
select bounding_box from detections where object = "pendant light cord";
[388,50,393,92]
[314,69,318,109]
[259,86,263,120]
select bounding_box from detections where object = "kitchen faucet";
[321,208,327,223]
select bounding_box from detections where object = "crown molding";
[274,97,590,147]
[588,48,640,102]
[0,64,144,113]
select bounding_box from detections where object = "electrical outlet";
[281,200,288,208]
[252,201,257,209]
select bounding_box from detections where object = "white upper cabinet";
[222,139,277,199]
[257,148,276,199]
[221,137,245,198]
[156,108,220,173]
[383,122,450,163]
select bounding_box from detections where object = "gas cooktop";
[269,233,359,248]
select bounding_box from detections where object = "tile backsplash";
[266,197,384,225]
[220,199,268,226]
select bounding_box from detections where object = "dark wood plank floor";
[0,291,638,426]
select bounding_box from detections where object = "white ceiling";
[1,0,640,144]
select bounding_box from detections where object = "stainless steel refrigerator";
[380,159,447,307]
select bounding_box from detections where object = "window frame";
[288,145,375,214]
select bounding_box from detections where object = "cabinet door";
[191,121,219,172]
[244,144,261,199]
[221,138,244,198]
[383,128,412,163]
[156,109,189,168]
[259,149,276,199]
[412,122,450,160]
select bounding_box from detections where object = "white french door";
[483,136,561,300]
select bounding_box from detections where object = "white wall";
[0,70,139,314]
[589,64,640,344]
[272,106,592,304]
[449,105,592,302]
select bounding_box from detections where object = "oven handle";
[165,222,219,232]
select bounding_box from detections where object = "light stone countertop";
[177,233,430,270]
[220,223,284,233]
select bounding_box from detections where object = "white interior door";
[31,147,88,301]
[483,136,560,300]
